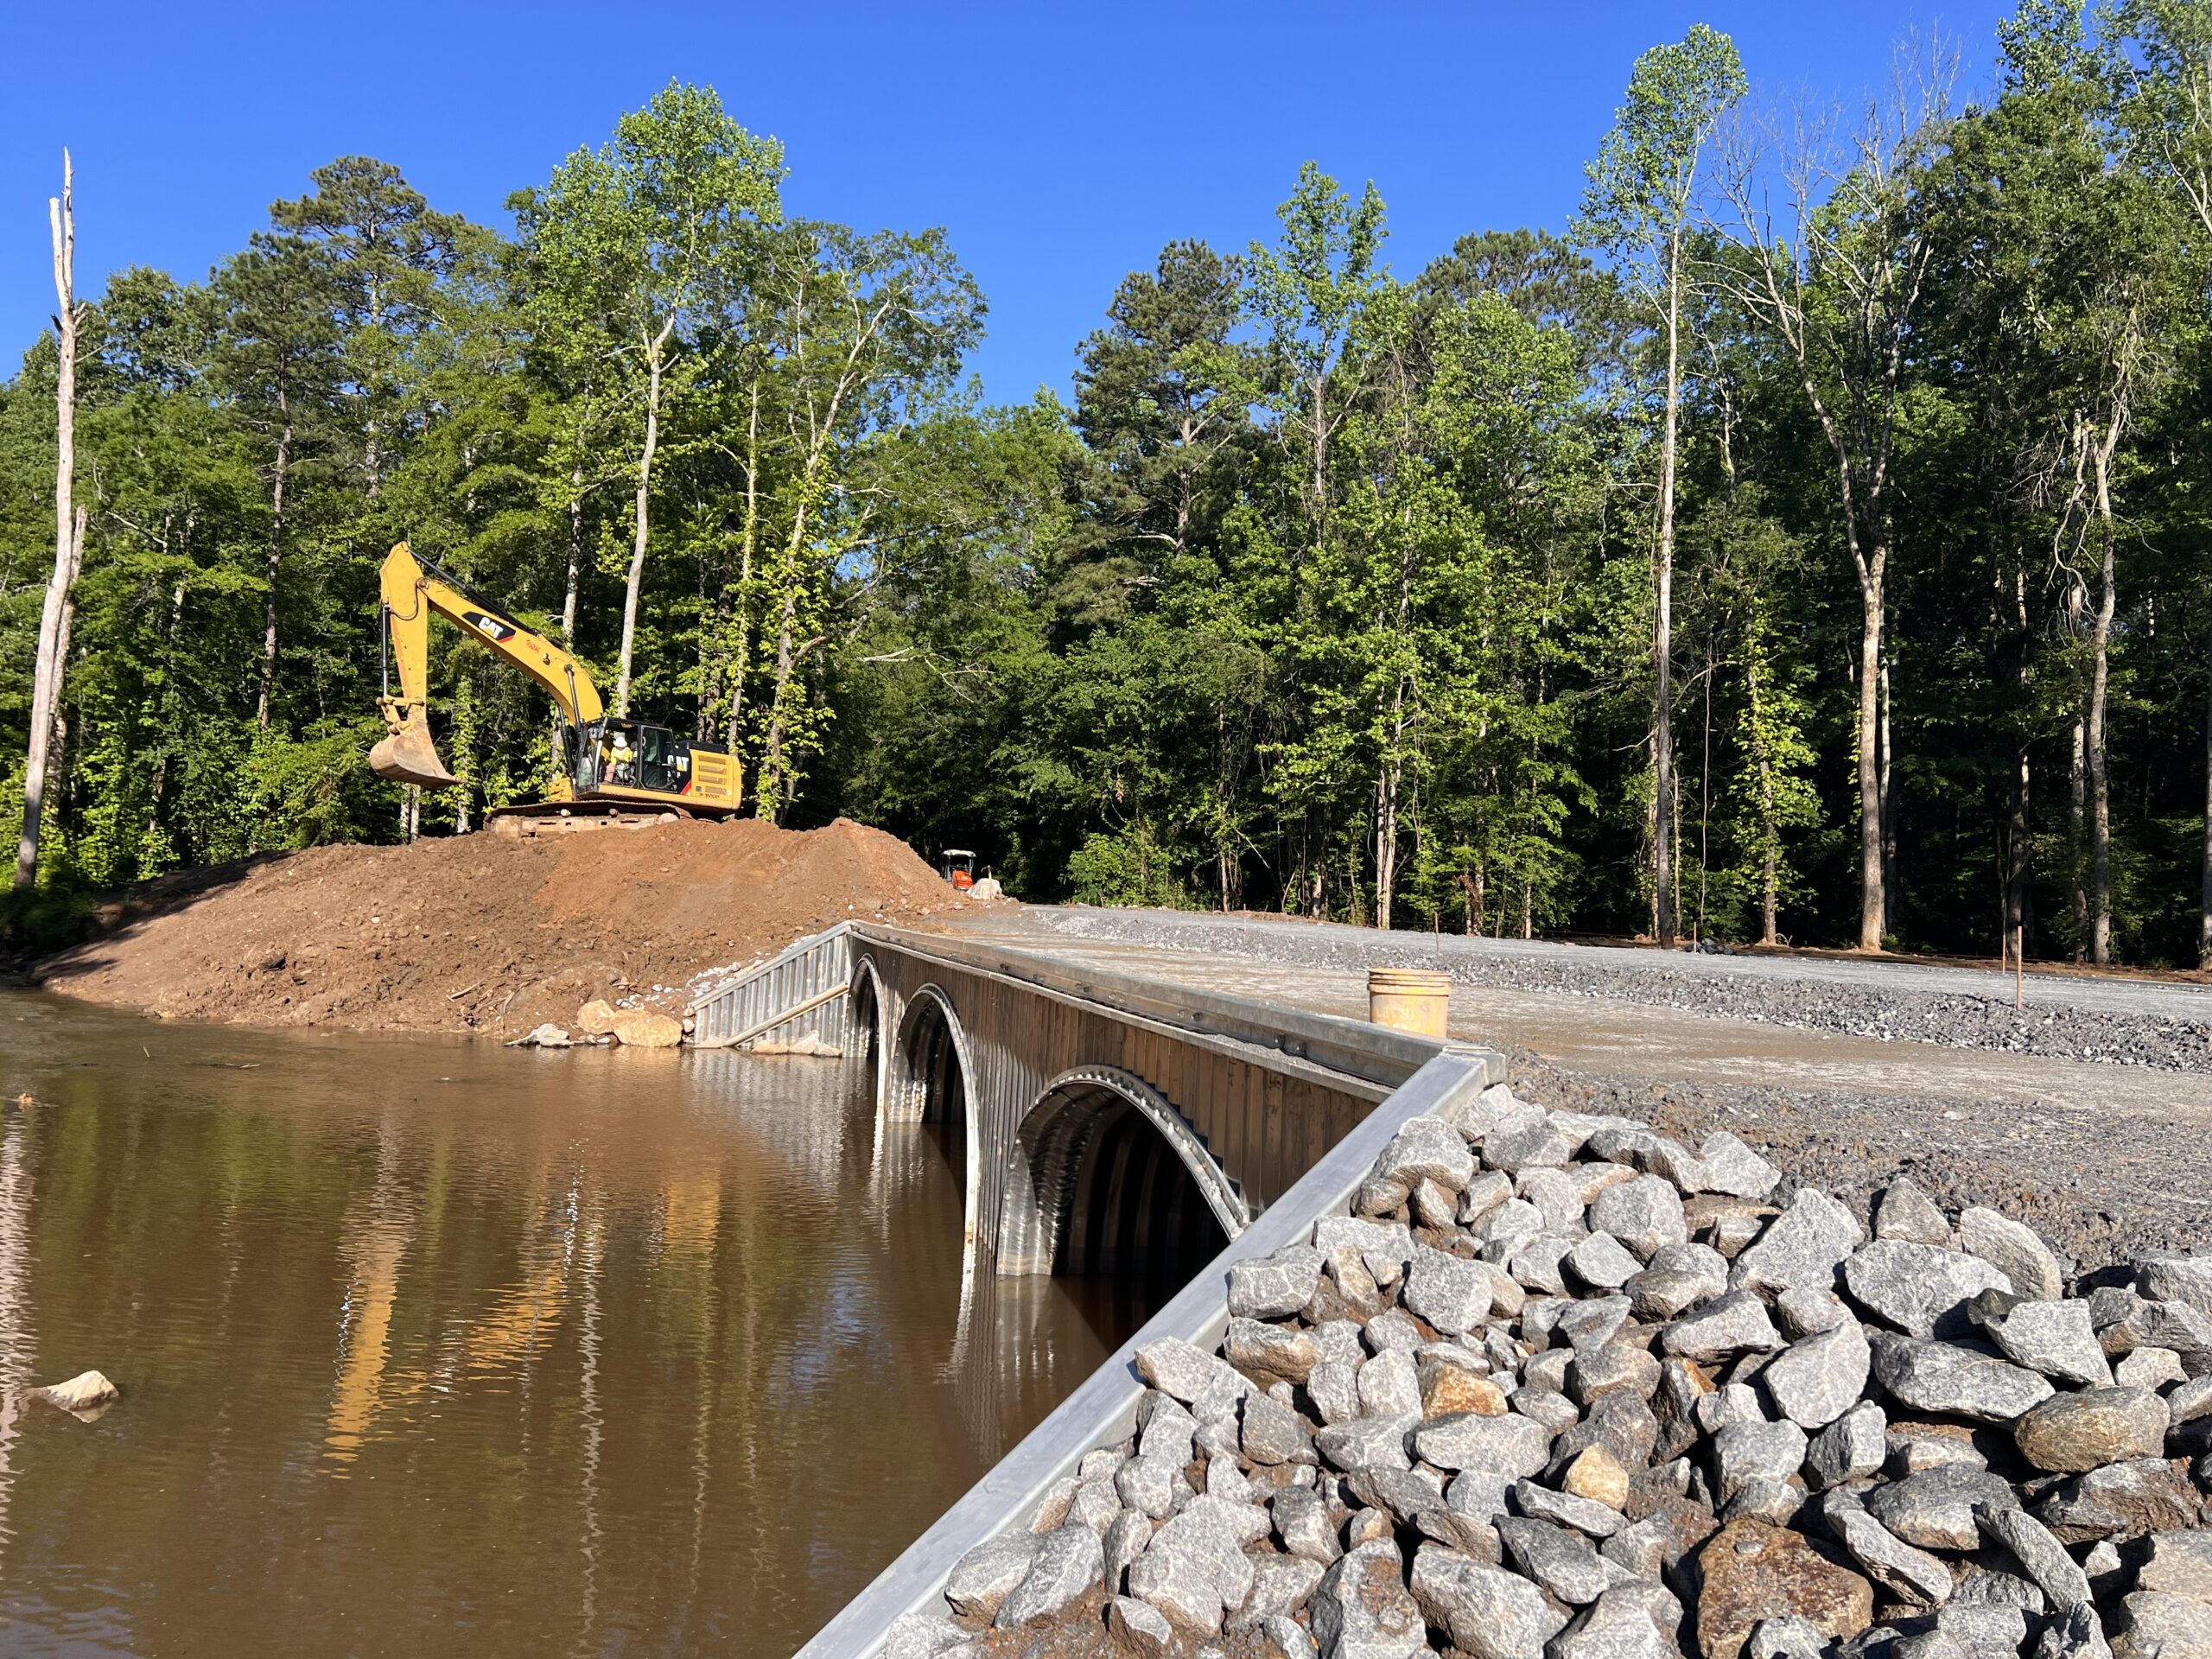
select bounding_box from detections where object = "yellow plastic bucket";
[1367,968,1451,1039]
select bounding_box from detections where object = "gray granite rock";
[1116,1452,1180,1519]
[1243,1391,1318,1467]
[1663,1289,1785,1363]
[2115,1348,2186,1390]
[1108,1594,1176,1656]
[1274,1483,1341,1565]
[1518,1167,1589,1235]
[1570,1340,1661,1406]
[1358,1350,1424,1421]
[1550,1591,1675,1659]
[1559,1294,1635,1355]
[1403,1243,1494,1336]
[1310,1358,1363,1427]
[1315,1414,1419,1475]
[995,1521,1104,1628]
[1345,1466,1446,1529]
[1227,1317,1321,1384]
[1590,1176,1689,1262]
[1957,1208,2064,1302]
[1931,1602,2029,1659]
[945,1530,1042,1621]
[880,1608,970,1659]
[1230,1245,1328,1319]
[1732,1188,1866,1296]
[1105,1509,1153,1587]
[1873,1179,1951,1246]
[1311,1538,1427,1659]
[1714,1418,1810,1503]
[1372,1116,1478,1193]
[1764,1318,1873,1429]
[1313,1217,1416,1288]
[1483,1109,1573,1174]
[1127,1497,1260,1634]
[1974,1504,2092,1609]
[1845,1241,2013,1339]
[2112,1589,2212,1659]
[1748,1614,1838,1658]
[2037,1458,2204,1543]
[1700,1132,1783,1201]
[2013,1386,2170,1474]
[1497,1515,1623,1605]
[1831,1508,1953,1608]
[2137,1528,2212,1601]
[1509,1478,1623,1538]
[2137,1255,2212,1320]
[1569,1230,1644,1292]
[1808,1401,1889,1490]
[1233,1553,1325,1634]
[1414,1410,1554,1478]
[1138,1336,1254,1407]
[1979,1295,2113,1387]
[1777,1285,1858,1338]
[1868,1333,2056,1422]
[2031,1602,2113,1659]
[1408,1543,1569,1659]
[1866,1466,2021,1551]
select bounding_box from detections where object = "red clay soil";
[35,817,969,1038]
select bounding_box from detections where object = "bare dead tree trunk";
[723,373,763,766]
[2088,476,2118,966]
[2070,720,2088,958]
[1879,649,1896,935]
[16,156,83,893]
[614,315,677,718]
[255,409,293,729]
[2194,628,2212,973]
[1857,569,1886,947]
[1653,231,1682,950]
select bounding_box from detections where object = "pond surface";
[0,989,1161,1656]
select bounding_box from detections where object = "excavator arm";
[369,542,606,789]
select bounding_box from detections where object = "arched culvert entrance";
[848,958,887,1110]
[894,989,969,1132]
[996,1069,1244,1280]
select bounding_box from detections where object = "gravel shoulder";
[1005,906,2212,1075]
[957,906,2212,1270]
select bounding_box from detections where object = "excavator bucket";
[369,709,460,789]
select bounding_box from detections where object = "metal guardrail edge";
[792,1040,1503,1659]
[842,923,1440,1090]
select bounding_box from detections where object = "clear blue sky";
[5,3,2012,404]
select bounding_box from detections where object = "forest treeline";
[10,3,2212,963]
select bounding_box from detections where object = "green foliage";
[12,21,2212,969]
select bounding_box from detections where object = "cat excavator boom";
[369,542,740,831]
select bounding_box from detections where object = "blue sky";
[5,3,2014,404]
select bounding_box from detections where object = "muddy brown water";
[0,989,1165,1656]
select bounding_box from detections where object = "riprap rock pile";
[895,1085,2212,1659]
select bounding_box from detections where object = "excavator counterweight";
[370,542,740,828]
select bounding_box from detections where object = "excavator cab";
[575,719,688,796]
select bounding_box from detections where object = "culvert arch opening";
[998,1071,1241,1280]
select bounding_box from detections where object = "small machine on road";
[941,849,976,891]
[368,542,741,833]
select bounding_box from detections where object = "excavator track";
[486,802,696,839]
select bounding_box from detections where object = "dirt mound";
[37,818,968,1038]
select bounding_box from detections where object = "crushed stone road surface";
[955,906,2212,1270]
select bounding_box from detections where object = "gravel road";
[959,906,2212,1272]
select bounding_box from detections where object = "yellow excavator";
[368,542,740,834]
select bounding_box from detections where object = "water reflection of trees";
[0,1017,1161,1656]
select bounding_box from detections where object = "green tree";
[512,81,784,715]
[1573,22,1746,948]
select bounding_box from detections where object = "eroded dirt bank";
[35,817,962,1038]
